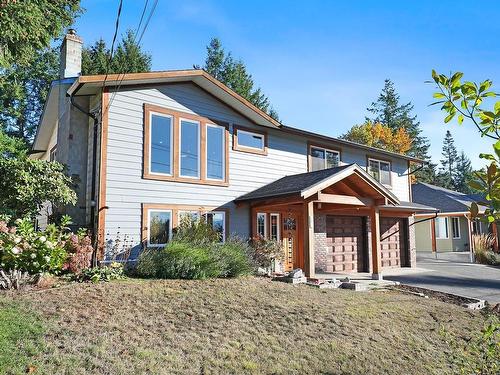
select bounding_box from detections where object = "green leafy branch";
[430,70,500,222]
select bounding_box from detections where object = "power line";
[104,0,158,115]
[100,0,124,110]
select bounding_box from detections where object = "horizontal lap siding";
[104,83,306,247]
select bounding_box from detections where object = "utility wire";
[105,0,158,114]
[99,0,124,115]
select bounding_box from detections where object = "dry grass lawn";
[0,277,492,374]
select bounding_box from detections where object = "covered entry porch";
[234,164,434,279]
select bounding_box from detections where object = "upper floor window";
[206,124,225,180]
[143,104,229,186]
[150,113,173,175]
[368,158,391,186]
[233,126,267,155]
[179,119,200,178]
[309,145,340,171]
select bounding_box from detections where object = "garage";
[325,216,367,273]
[380,217,407,268]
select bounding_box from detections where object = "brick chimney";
[59,28,83,78]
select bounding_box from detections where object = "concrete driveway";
[384,252,500,304]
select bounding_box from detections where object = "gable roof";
[67,69,281,129]
[234,163,400,204]
[412,182,487,214]
[66,69,424,164]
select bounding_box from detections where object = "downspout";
[69,94,100,266]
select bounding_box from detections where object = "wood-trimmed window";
[257,212,267,237]
[142,204,229,246]
[270,213,280,241]
[308,143,341,171]
[233,125,268,155]
[143,104,229,186]
[367,157,392,186]
[452,217,460,239]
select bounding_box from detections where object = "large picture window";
[368,158,391,186]
[143,104,229,186]
[309,145,340,171]
[206,124,225,180]
[150,113,173,175]
[180,119,200,178]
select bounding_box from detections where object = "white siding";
[103,83,411,253]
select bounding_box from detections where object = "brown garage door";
[380,218,404,268]
[325,216,365,273]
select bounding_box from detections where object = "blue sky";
[74,0,500,169]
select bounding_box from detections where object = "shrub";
[214,237,253,277]
[78,262,125,283]
[63,231,93,274]
[0,217,70,274]
[473,234,500,266]
[174,215,220,244]
[250,236,284,271]
[137,242,221,280]
[137,239,253,280]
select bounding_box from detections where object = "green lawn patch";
[0,297,45,374]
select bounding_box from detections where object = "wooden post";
[431,218,437,253]
[303,201,315,278]
[370,206,382,280]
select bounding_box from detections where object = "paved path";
[385,252,500,304]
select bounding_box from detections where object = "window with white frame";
[147,210,172,247]
[206,124,225,180]
[257,212,267,238]
[368,158,391,186]
[180,119,200,178]
[435,217,449,239]
[150,113,173,175]
[310,146,340,171]
[270,213,280,241]
[235,128,265,152]
[452,217,460,239]
[205,211,226,242]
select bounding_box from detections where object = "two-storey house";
[32,31,434,278]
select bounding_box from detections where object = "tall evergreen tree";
[453,151,473,194]
[367,79,434,182]
[195,38,279,121]
[81,29,152,75]
[0,47,59,142]
[438,130,458,189]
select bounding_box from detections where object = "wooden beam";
[431,218,437,253]
[303,201,315,277]
[317,193,372,206]
[370,206,382,280]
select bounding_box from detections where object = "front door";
[282,213,299,271]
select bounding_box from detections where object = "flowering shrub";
[78,262,125,283]
[0,215,91,276]
[250,236,284,272]
[63,231,93,274]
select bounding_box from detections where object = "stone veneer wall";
[408,216,417,267]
